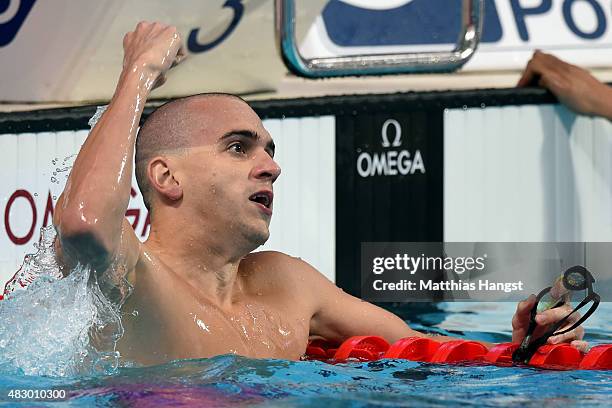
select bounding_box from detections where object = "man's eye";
[229,142,245,154]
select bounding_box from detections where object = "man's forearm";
[594,84,612,120]
[55,67,154,249]
[53,22,183,268]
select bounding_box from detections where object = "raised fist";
[121,21,186,90]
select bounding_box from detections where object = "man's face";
[176,97,280,249]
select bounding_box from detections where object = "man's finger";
[172,45,188,68]
[517,51,548,87]
[517,62,539,87]
[512,295,536,337]
[518,51,567,87]
[538,71,565,95]
[123,33,132,49]
[543,316,584,343]
[151,74,167,90]
[548,325,584,344]
[136,20,151,33]
[517,294,537,313]
[534,51,571,74]
[548,329,578,344]
[570,340,589,353]
[535,304,577,325]
[543,307,581,325]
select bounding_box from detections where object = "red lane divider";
[529,344,583,369]
[304,336,612,370]
[429,340,489,363]
[333,336,390,361]
[384,337,440,361]
[579,345,612,370]
[305,339,339,361]
[483,342,518,366]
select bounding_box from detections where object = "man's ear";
[148,157,183,202]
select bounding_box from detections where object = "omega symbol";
[381,119,402,148]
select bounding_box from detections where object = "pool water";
[0,302,610,407]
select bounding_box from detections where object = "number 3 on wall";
[188,0,244,53]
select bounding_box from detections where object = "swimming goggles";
[512,265,600,363]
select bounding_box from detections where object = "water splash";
[0,105,134,377]
[0,227,127,377]
[88,105,108,128]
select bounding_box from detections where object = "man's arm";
[279,256,474,345]
[54,22,184,271]
[518,50,612,120]
[288,256,586,349]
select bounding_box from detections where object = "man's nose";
[251,152,281,183]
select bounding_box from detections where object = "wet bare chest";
[118,288,310,364]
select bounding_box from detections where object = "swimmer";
[518,50,612,120]
[53,22,586,365]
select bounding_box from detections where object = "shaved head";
[135,93,248,210]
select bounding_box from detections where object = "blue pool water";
[0,302,610,407]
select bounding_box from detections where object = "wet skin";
[54,23,586,368]
[117,250,312,365]
[114,98,319,364]
[103,97,407,365]
[56,89,422,366]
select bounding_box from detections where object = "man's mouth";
[249,190,273,212]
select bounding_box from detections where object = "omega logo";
[356,119,426,178]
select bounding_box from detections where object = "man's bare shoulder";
[240,251,331,294]
[241,250,308,279]
[243,250,301,265]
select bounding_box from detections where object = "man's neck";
[144,220,251,309]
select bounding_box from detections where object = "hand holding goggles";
[512,265,600,363]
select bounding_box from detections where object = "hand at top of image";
[121,21,187,91]
[518,51,612,120]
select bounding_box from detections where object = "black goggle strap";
[513,286,560,362]
[513,266,599,363]
[548,292,600,336]
[549,271,598,336]
[513,291,600,363]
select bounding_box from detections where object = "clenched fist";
[121,21,186,91]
